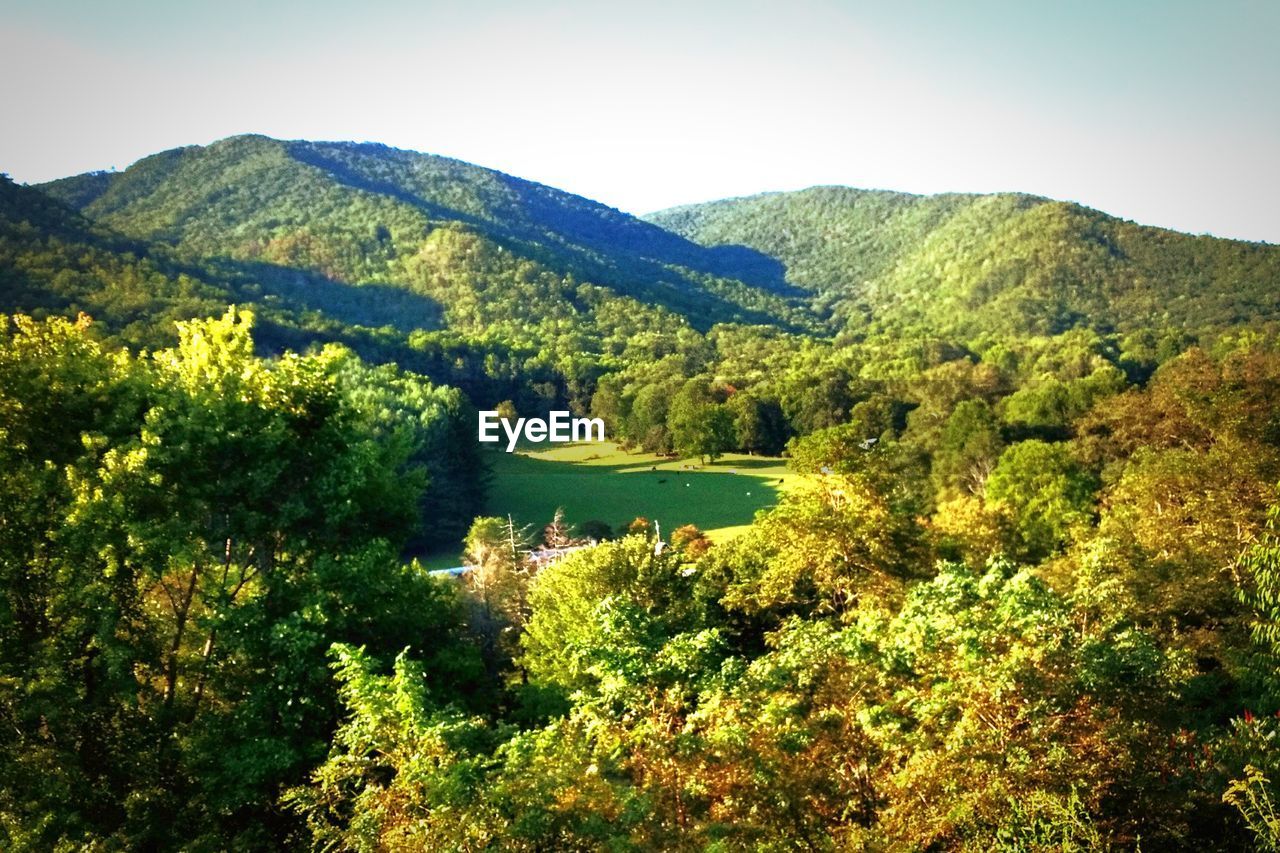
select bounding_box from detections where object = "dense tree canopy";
[0,311,485,848]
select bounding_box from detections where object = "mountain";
[27,136,1280,352]
[0,174,236,348]
[7,135,832,409]
[38,135,806,336]
[10,135,1280,409]
[648,186,1280,338]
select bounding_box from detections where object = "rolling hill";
[648,186,1280,338]
[6,134,1280,404]
[37,135,806,336]
[0,174,237,349]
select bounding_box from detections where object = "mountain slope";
[40,135,806,335]
[0,174,235,348]
[648,187,1280,337]
[18,135,1280,401]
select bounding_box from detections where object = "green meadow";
[420,443,800,567]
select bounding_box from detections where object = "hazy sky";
[2,0,1277,242]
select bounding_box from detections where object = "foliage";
[1224,765,1280,852]
[668,380,736,463]
[6,134,1280,850]
[652,185,1280,339]
[0,311,483,848]
[986,440,1098,560]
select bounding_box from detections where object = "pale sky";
[2,0,1277,242]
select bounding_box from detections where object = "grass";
[416,442,801,569]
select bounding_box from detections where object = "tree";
[670,524,713,559]
[671,402,735,464]
[1241,495,1280,655]
[628,383,675,454]
[726,391,788,455]
[494,398,518,423]
[1100,442,1274,625]
[285,644,503,851]
[668,380,735,464]
[521,536,706,692]
[932,398,1003,496]
[779,363,857,434]
[986,440,1098,560]
[576,519,613,542]
[1223,499,1280,850]
[329,347,486,551]
[462,515,533,676]
[542,507,573,549]
[846,562,1184,848]
[0,311,481,848]
[717,472,923,617]
[931,493,1015,566]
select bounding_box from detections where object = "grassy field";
[418,442,801,568]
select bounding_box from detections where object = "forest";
[4,136,1280,849]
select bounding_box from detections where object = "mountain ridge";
[646,184,1280,337]
[12,133,1280,353]
[38,135,802,322]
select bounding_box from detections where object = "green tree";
[716,472,923,617]
[933,398,1004,496]
[628,382,675,454]
[521,536,706,692]
[669,381,735,464]
[986,440,1098,560]
[0,311,481,848]
[726,390,788,455]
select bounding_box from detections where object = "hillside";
[39,135,806,336]
[25,136,1280,354]
[0,175,236,349]
[5,136,824,410]
[649,186,1280,338]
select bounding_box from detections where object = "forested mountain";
[20,136,1280,362]
[0,175,236,349]
[0,174,485,550]
[38,135,804,333]
[650,186,1280,337]
[17,136,827,415]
